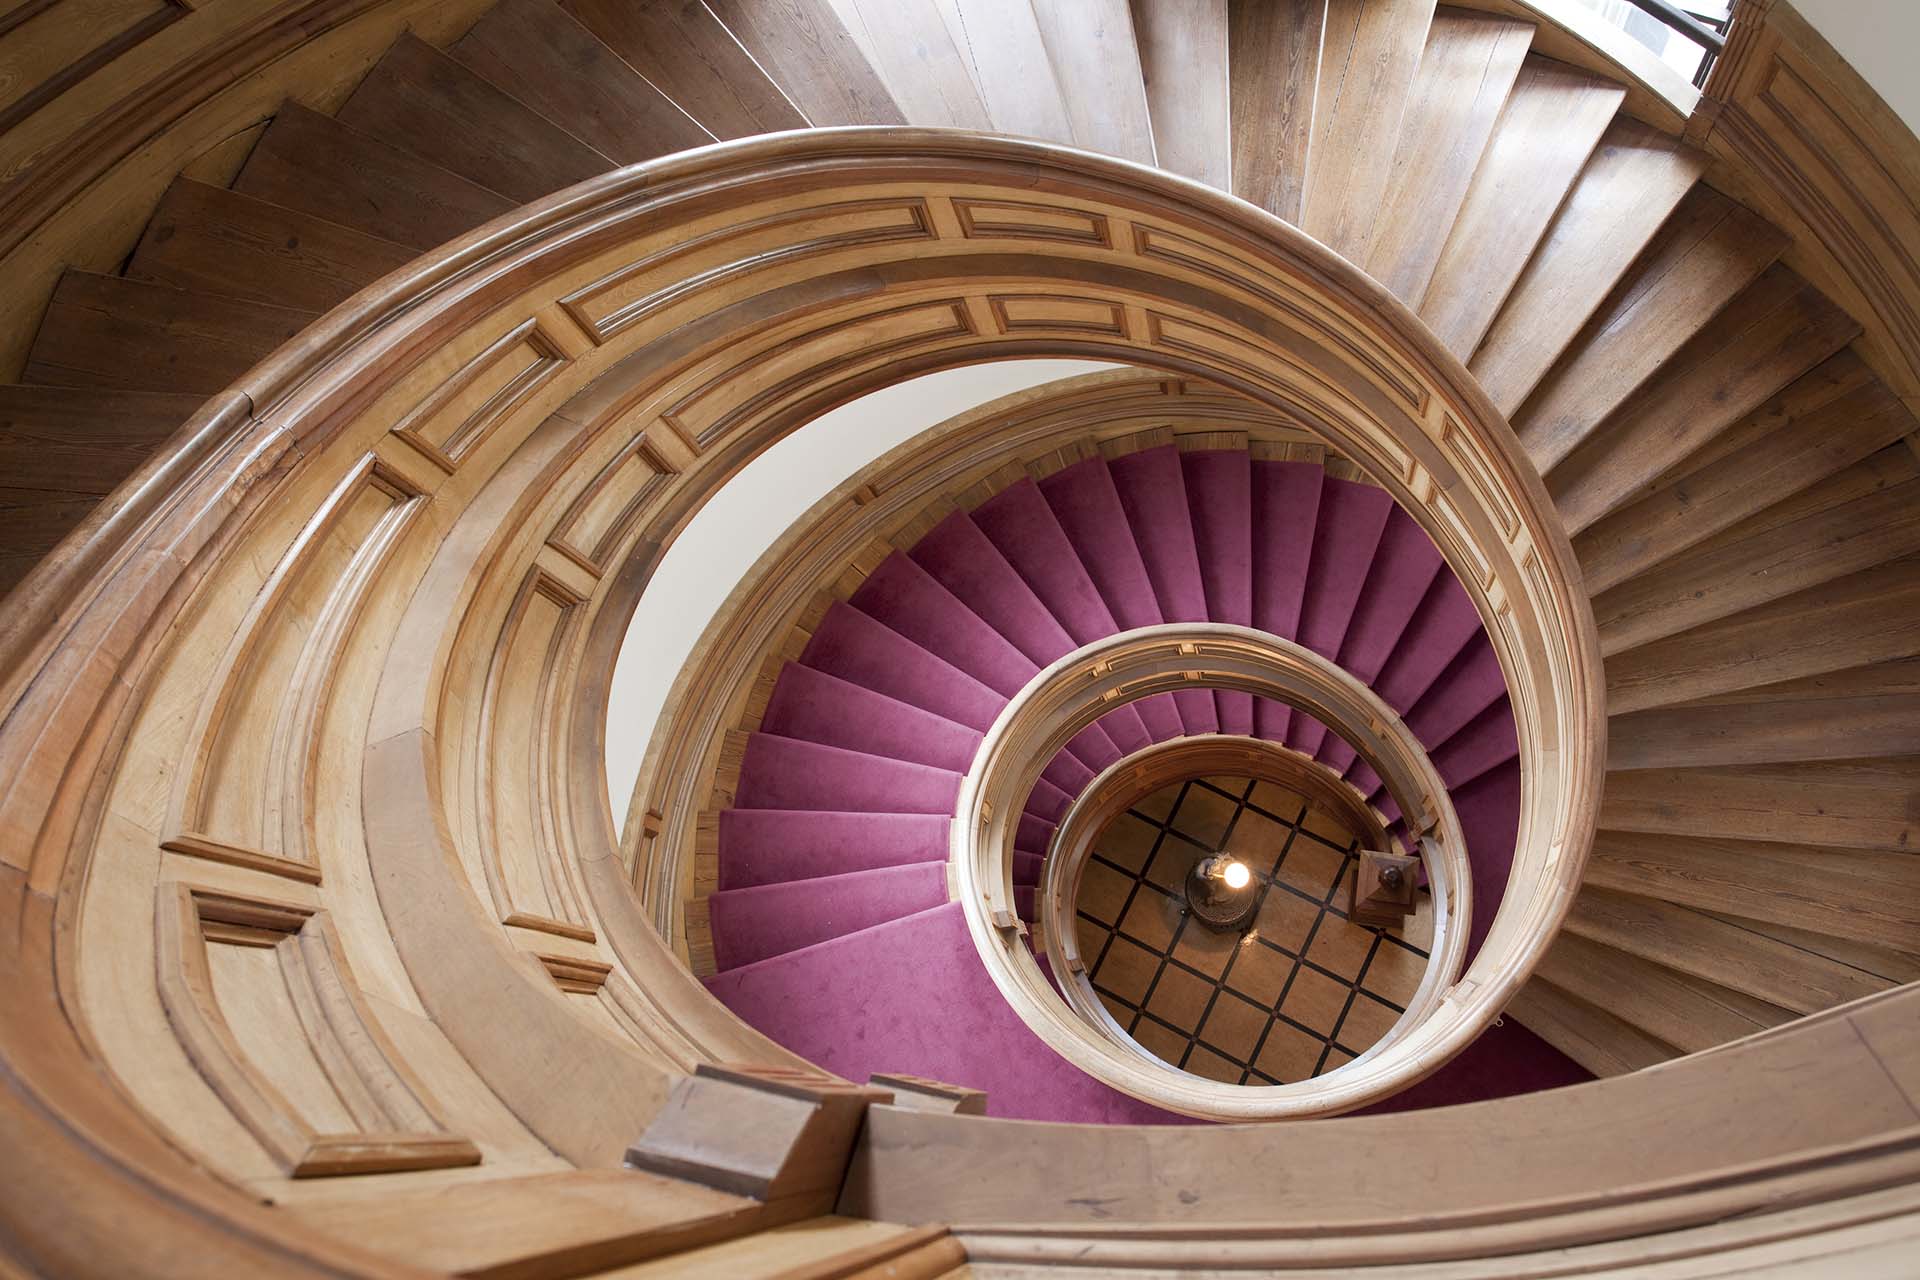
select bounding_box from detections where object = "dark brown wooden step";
[450,0,714,164]
[233,102,514,252]
[560,0,805,139]
[0,385,205,599]
[1133,0,1231,187]
[337,33,613,206]
[1228,0,1324,223]
[127,178,415,312]
[24,271,316,395]
[706,0,903,126]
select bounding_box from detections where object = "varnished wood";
[1598,757,1920,855]
[937,0,1073,142]
[703,0,904,127]
[1028,0,1157,165]
[1130,0,1230,189]
[1228,0,1324,222]
[1535,931,1792,1055]
[1507,977,1674,1076]
[827,0,989,131]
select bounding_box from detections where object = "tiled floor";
[1075,774,1435,1085]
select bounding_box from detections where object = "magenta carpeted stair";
[707,449,1535,1121]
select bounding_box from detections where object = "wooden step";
[1702,910,1920,988]
[24,272,316,395]
[1300,0,1437,263]
[1469,120,1705,414]
[1030,0,1157,165]
[1535,932,1794,1055]
[940,0,1073,142]
[1593,457,1920,657]
[336,33,612,206]
[1507,978,1676,1077]
[233,102,513,252]
[1418,56,1623,358]
[1609,668,1920,775]
[1546,267,1862,529]
[827,0,989,130]
[1131,0,1230,188]
[449,0,714,163]
[1509,187,1787,476]
[1604,553,1920,714]
[1583,826,1920,955]
[1564,886,1891,1016]
[1574,352,1916,595]
[1600,756,1920,854]
[127,179,415,312]
[1228,0,1325,222]
[1361,6,1531,305]
[0,385,203,599]
[559,0,804,138]
[705,0,903,126]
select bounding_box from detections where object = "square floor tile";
[1097,988,1135,1028]
[1249,779,1307,823]
[1074,914,1110,968]
[1079,858,1135,925]
[1131,1014,1190,1067]
[1280,964,1351,1037]
[1254,1020,1325,1083]
[1095,934,1161,1006]
[1199,990,1269,1064]
[1097,811,1161,874]
[1253,886,1318,953]
[1119,884,1182,952]
[1146,962,1215,1034]
[1145,834,1206,894]
[1306,916,1375,981]
[1171,918,1240,978]
[1172,782,1239,848]
[1335,991,1400,1054]
[1135,783,1181,825]
[1224,807,1291,877]
[1300,800,1357,849]
[1276,839,1346,900]
[1225,938,1294,1008]
[1361,937,1427,1007]
[1185,1043,1244,1084]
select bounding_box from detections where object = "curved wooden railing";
[954,624,1470,1118]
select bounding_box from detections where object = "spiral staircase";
[1,0,1917,1275]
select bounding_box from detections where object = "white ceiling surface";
[1791,0,1920,140]
[604,359,1119,829]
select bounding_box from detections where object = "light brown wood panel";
[1499,979,1672,1078]
[606,1217,955,1279]
[1535,931,1793,1055]
[127,179,415,313]
[449,0,717,163]
[1583,828,1920,955]
[1599,757,1920,854]
[1029,0,1157,164]
[1361,6,1531,304]
[1418,56,1623,357]
[1700,910,1920,988]
[1564,886,1891,1015]
[1470,120,1704,414]
[558,0,806,138]
[704,0,904,126]
[1130,0,1230,189]
[1510,187,1786,476]
[1609,684,1920,774]
[1300,0,1437,262]
[1547,267,1862,528]
[1227,0,1324,222]
[1575,352,1916,595]
[233,103,514,252]
[23,271,315,395]
[336,34,613,206]
[1605,554,1920,714]
[829,0,989,130]
[937,0,1073,141]
[1594,471,1920,657]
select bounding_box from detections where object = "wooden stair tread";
[1600,756,1920,855]
[336,33,613,206]
[1565,886,1892,1016]
[1301,0,1437,263]
[941,0,1074,142]
[1583,827,1920,955]
[559,0,804,138]
[1700,910,1920,988]
[1030,0,1157,165]
[1470,119,1705,415]
[1132,0,1231,189]
[1362,6,1533,306]
[1418,55,1623,358]
[127,178,415,313]
[1229,0,1325,223]
[233,102,514,252]
[24,271,316,395]
[1546,266,1863,531]
[1575,353,1916,595]
[704,0,903,126]
[449,0,715,164]
[1604,552,1920,715]
[1507,978,1676,1077]
[1510,186,1787,476]
[1536,931,1794,1055]
[828,0,990,130]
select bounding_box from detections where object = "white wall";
[1791,0,1920,141]
[604,359,1118,829]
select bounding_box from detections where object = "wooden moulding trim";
[534,952,614,995]
[958,625,1470,1120]
[154,884,480,1178]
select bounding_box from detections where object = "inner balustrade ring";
[954,624,1469,1118]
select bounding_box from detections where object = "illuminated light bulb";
[1221,860,1250,890]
